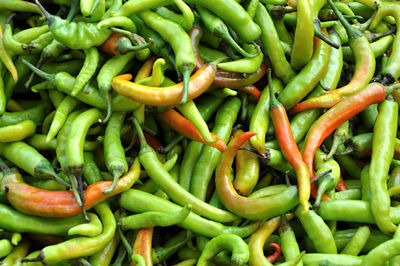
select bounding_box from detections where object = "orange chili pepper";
[158,108,226,152]
[302,83,388,180]
[99,32,125,55]
[132,227,153,266]
[2,159,140,217]
[267,70,310,213]
[112,64,216,106]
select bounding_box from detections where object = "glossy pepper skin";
[112,64,215,107]
[112,0,261,43]
[369,99,398,234]
[216,131,299,220]
[1,159,140,217]
[278,32,331,110]
[35,0,112,50]
[268,70,310,213]
[370,2,400,84]
[302,82,388,180]
[292,0,375,113]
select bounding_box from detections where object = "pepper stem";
[385,83,400,95]
[102,168,123,194]
[311,174,334,209]
[132,116,147,146]
[327,0,362,40]
[34,0,56,25]
[99,92,112,124]
[117,37,154,54]
[118,227,133,255]
[268,68,282,109]
[19,57,55,84]
[313,19,340,49]
[180,70,191,105]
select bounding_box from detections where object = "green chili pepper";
[130,15,175,68]
[369,99,398,234]
[290,0,313,70]
[0,239,12,259]
[340,225,370,255]
[21,58,142,111]
[178,96,224,191]
[278,31,330,110]
[120,205,192,230]
[302,253,362,266]
[370,3,400,84]
[21,202,116,264]
[46,96,79,143]
[138,10,195,104]
[120,189,260,238]
[0,141,69,186]
[0,203,87,236]
[132,117,238,223]
[295,204,337,254]
[1,239,30,266]
[362,236,400,266]
[152,230,194,264]
[334,228,390,253]
[254,3,295,84]
[112,0,261,43]
[197,234,249,266]
[279,215,303,266]
[216,44,263,73]
[249,83,269,154]
[190,97,241,201]
[312,149,341,209]
[35,0,112,50]
[82,151,103,185]
[103,112,128,194]
[67,212,103,237]
[72,47,99,96]
[0,119,36,142]
[197,6,259,59]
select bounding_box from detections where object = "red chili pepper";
[266,243,282,263]
[2,159,140,217]
[336,176,348,191]
[239,85,261,101]
[302,83,388,180]
[158,108,226,152]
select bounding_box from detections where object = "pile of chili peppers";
[2,0,400,265]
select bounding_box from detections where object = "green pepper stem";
[311,175,334,209]
[34,0,56,25]
[19,57,55,85]
[103,168,124,194]
[220,28,260,58]
[385,83,400,95]
[132,116,147,146]
[180,70,191,105]
[118,227,133,256]
[313,19,340,49]
[327,0,362,40]
[268,68,282,109]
